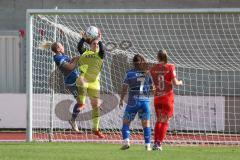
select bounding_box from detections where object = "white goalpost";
[26,9,240,145]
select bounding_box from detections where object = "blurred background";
[1,0,240,93]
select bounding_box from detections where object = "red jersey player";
[150,49,183,151]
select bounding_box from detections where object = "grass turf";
[0,142,239,160]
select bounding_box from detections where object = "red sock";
[159,122,169,143]
[154,122,162,143]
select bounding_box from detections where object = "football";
[85,26,99,40]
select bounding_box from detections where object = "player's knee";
[155,110,162,122]
[160,115,170,123]
[156,117,161,122]
[91,98,102,107]
[91,100,97,106]
[142,120,150,128]
[156,114,162,122]
[123,119,130,125]
[76,76,84,86]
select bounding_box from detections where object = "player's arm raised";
[97,32,105,59]
[77,31,87,55]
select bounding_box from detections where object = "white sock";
[123,138,130,146]
[145,143,151,148]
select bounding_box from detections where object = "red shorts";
[154,93,174,118]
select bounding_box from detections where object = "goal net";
[27,9,240,145]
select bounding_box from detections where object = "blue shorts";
[123,100,151,121]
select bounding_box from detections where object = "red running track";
[0,132,239,145]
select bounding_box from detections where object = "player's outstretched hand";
[80,31,87,39]
[80,30,92,44]
[98,30,102,41]
[179,80,183,86]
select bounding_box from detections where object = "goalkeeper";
[76,31,105,138]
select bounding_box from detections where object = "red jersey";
[150,63,176,117]
[150,63,176,97]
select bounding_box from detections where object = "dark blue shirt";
[124,69,153,106]
[53,54,79,85]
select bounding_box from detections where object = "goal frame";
[26,8,240,142]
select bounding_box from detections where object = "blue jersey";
[53,54,80,85]
[124,69,153,106]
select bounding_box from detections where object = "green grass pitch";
[0,142,239,160]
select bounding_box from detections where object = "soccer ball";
[85,26,99,40]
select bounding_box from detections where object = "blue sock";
[143,127,151,144]
[72,103,80,119]
[122,124,130,140]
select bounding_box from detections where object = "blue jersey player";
[51,42,83,132]
[119,54,154,151]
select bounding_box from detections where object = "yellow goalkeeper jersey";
[78,49,103,82]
